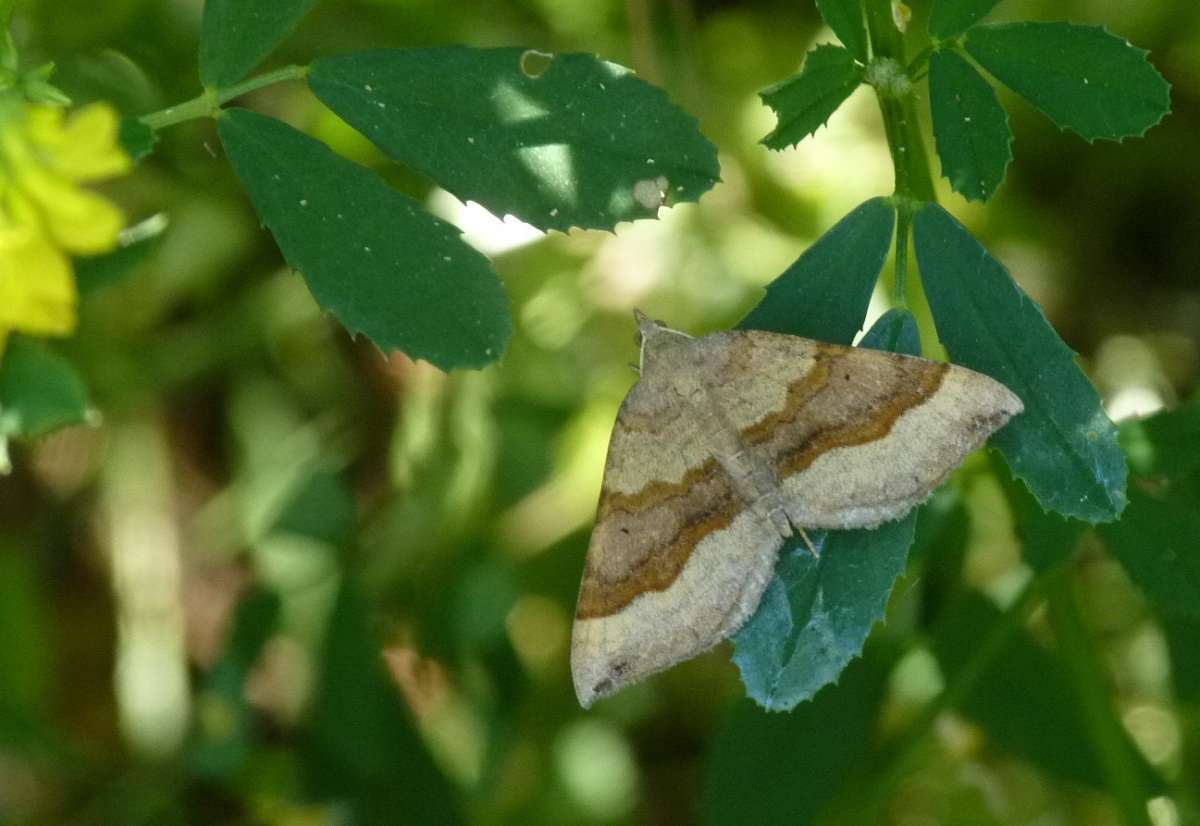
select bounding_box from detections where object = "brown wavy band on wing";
[577,457,744,619]
[771,358,949,478]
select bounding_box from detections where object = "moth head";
[632,309,691,372]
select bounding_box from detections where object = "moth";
[571,312,1023,707]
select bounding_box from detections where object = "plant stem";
[139,64,309,131]
[863,0,933,309]
[1045,569,1154,826]
[864,0,935,204]
[894,205,910,306]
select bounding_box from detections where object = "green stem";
[906,44,933,74]
[894,204,911,306]
[139,64,309,130]
[1045,570,1154,826]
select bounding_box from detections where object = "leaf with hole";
[309,47,719,232]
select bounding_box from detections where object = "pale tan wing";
[571,372,784,708]
[696,330,1023,530]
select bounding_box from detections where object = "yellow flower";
[0,101,131,359]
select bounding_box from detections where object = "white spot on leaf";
[632,175,669,210]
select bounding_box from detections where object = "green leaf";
[272,468,356,547]
[815,0,868,62]
[118,115,157,161]
[303,582,462,824]
[217,108,510,370]
[1099,480,1200,619]
[0,550,52,721]
[703,655,889,825]
[858,307,920,355]
[731,514,915,710]
[760,45,864,150]
[928,0,1001,39]
[1119,393,1200,478]
[914,204,1127,522]
[738,197,894,342]
[0,337,91,449]
[1163,613,1200,703]
[730,311,919,712]
[199,0,319,88]
[935,591,1161,791]
[995,456,1084,573]
[929,49,1012,201]
[308,48,719,232]
[965,22,1171,143]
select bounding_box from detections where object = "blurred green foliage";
[1,0,1199,824]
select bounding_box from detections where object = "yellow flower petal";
[0,225,77,338]
[10,161,124,254]
[26,103,132,181]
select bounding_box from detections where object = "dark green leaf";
[928,0,1001,39]
[0,550,51,720]
[1119,394,1200,478]
[991,454,1084,573]
[1099,480,1200,618]
[914,204,1127,522]
[935,591,1161,790]
[965,22,1171,143]
[730,311,918,711]
[858,307,920,355]
[731,514,915,710]
[75,223,164,294]
[190,588,280,778]
[272,469,356,547]
[909,487,970,626]
[1163,613,1200,702]
[760,45,864,150]
[703,656,888,825]
[0,337,91,445]
[218,108,510,370]
[199,0,319,88]
[815,0,868,62]
[304,582,462,825]
[309,48,719,232]
[929,49,1012,201]
[119,115,157,161]
[738,197,894,342]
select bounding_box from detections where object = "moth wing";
[571,373,783,708]
[698,330,1023,530]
